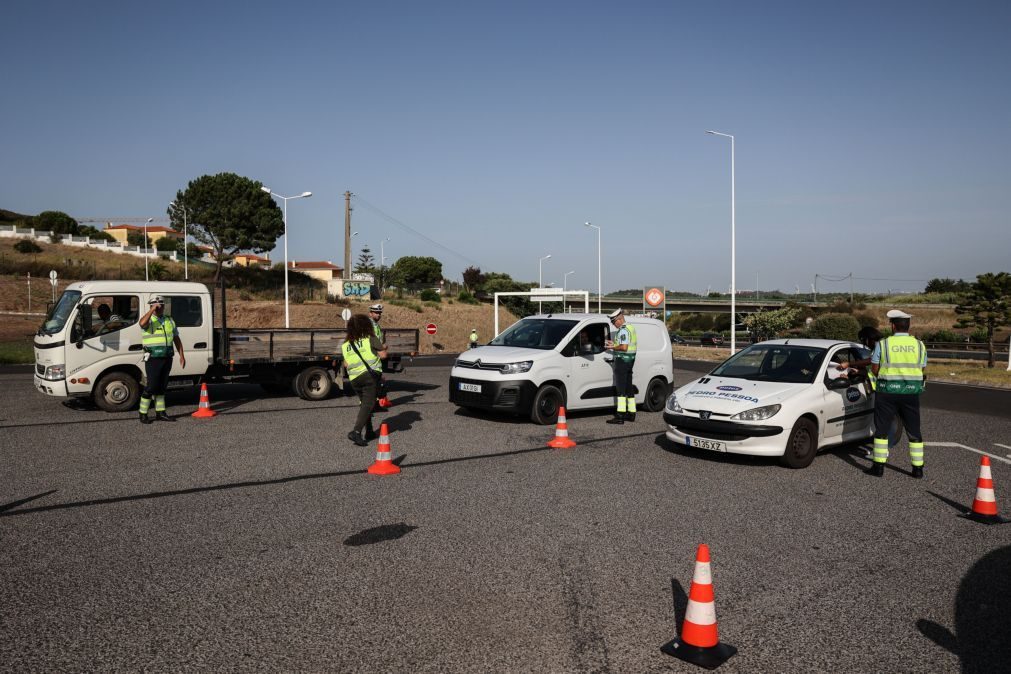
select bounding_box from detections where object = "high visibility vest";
[877,335,926,394]
[371,319,384,343]
[616,324,638,362]
[470,331,478,343]
[342,338,381,380]
[142,315,177,358]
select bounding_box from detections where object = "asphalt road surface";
[2,362,1010,672]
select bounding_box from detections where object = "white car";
[664,339,874,468]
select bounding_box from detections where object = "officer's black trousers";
[873,391,922,443]
[143,357,172,398]
[612,358,634,399]
[349,372,378,434]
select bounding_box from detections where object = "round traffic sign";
[341,308,352,321]
[645,287,664,307]
[425,323,437,335]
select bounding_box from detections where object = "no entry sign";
[425,323,438,335]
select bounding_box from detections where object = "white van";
[449,313,673,424]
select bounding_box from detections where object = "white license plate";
[459,382,482,393]
[686,436,726,452]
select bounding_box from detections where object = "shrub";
[807,313,861,340]
[854,312,879,330]
[969,327,989,343]
[14,238,42,254]
[419,288,441,302]
[457,289,480,305]
[921,329,961,343]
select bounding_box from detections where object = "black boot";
[606,415,625,425]
[911,466,923,479]
[865,462,884,477]
[364,424,378,441]
[155,412,176,422]
[347,431,368,447]
[625,411,636,422]
[140,413,153,425]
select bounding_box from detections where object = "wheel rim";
[307,374,324,394]
[539,393,559,418]
[792,427,813,456]
[106,381,130,404]
[649,381,664,408]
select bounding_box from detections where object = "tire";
[93,371,141,412]
[780,417,818,469]
[295,366,333,401]
[642,377,670,412]
[530,384,564,425]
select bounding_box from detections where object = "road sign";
[531,287,563,303]
[341,308,352,322]
[644,287,664,307]
[425,323,437,335]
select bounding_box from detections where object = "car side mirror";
[825,376,850,390]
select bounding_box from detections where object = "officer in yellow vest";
[867,309,927,478]
[138,295,186,424]
[605,308,638,424]
[342,314,388,446]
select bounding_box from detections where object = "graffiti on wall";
[328,279,374,299]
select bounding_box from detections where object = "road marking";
[995,443,1011,451]
[926,442,1011,465]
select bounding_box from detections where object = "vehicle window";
[712,344,827,384]
[83,295,139,338]
[490,319,578,350]
[566,324,607,356]
[163,295,203,327]
[41,290,81,335]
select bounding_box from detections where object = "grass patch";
[0,340,33,364]
[928,361,1011,389]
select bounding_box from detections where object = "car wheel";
[780,417,818,469]
[295,366,333,401]
[642,377,670,412]
[93,371,141,412]
[530,384,564,425]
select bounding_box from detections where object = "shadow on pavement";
[926,490,971,515]
[384,410,422,432]
[0,490,58,513]
[653,435,771,468]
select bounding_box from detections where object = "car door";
[563,323,614,410]
[821,346,873,443]
[160,294,211,378]
[65,294,143,390]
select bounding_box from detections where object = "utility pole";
[344,191,353,279]
[849,272,854,305]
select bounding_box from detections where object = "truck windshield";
[489,318,578,350]
[41,290,82,335]
[711,344,827,384]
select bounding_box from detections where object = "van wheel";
[642,377,670,412]
[780,417,818,469]
[295,367,333,401]
[530,384,564,425]
[93,371,140,412]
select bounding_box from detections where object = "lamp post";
[538,254,552,313]
[706,130,736,353]
[261,186,312,328]
[584,222,601,313]
[563,270,575,314]
[144,218,153,282]
[169,201,189,280]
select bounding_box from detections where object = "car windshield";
[489,318,579,350]
[41,290,81,335]
[711,344,827,384]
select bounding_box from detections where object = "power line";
[350,195,480,267]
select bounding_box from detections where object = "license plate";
[459,382,482,393]
[686,435,726,452]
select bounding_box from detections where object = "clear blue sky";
[3,0,1009,295]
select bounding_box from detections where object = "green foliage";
[389,255,443,286]
[673,313,714,332]
[457,289,479,305]
[34,211,79,235]
[355,246,376,273]
[127,230,152,248]
[921,329,962,343]
[854,312,879,330]
[807,313,861,340]
[419,288,441,302]
[925,277,971,294]
[783,301,816,327]
[0,341,34,364]
[462,265,485,290]
[155,236,180,252]
[742,306,801,341]
[955,272,1011,366]
[14,238,42,254]
[169,173,283,279]
[79,225,115,242]
[148,261,169,280]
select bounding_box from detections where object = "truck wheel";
[780,417,818,469]
[295,366,333,401]
[93,371,140,412]
[642,377,670,412]
[530,384,564,425]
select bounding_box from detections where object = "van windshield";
[489,319,579,350]
[41,290,81,335]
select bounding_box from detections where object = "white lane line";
[995,443,1011,451]
[926,442,1011,465]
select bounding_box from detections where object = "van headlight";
[666,393,683,413]
[500,361,533,375]
[731,404,781,421]
[43,364,66,381]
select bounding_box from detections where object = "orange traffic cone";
[661,544,737,669]
[377,395,392,409]
[546,406,577,449]
[367,423,401,476]
[964,456,1008,524]
[191,383,217,418]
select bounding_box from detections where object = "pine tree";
[955,272,1011,368]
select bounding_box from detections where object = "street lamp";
[169,201,189,280]
[584,222,601,313]
[379,237,391,268]
[538,254,552,314]
[144,218,153,282]
[563,270,575,292]
[261,186,312,328]
[706,130,736,353]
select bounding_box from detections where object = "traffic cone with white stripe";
[546,406,577,449]
[661,543,736,669]
[191,383,217,418]
[377,394,392,409]
[367,423,400,476]
[963,456,1008,524]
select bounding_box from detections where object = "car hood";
[456,345,553,364]
[674,376,807,414]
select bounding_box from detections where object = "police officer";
[867,309,927,478]
[138,296,185,423]
[342,314,387,446]
[605,308,637,424]
[469,328,479,349]
[368,303,390,407]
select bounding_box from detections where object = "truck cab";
[34,281,213,411]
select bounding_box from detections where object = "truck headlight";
[43,364,66,381]
[666,393,683,413]
[731,404,781,421]
[500,361,533,375]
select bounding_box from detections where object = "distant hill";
[0,208,33,223]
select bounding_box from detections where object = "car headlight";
[500,361,533,375]
[666,393,683,413]
[730,404,781,421]
[43,364,66,381]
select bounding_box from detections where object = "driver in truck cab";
[138,296,186,424]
